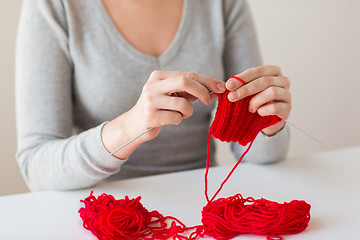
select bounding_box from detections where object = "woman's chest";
[102,0,184,57]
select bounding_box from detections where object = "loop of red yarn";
[79,77,311,240]
[229,76,247,85]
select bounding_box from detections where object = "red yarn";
[79,191,203,240]
[228,76,246,85]
[201,194,311,240]
[201,77,310,239]
[79,77,311,240]
[204,133,255,204]
[79,191,310,240]
[210,77,282,146]
[206,76,282,202]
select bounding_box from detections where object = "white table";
[1,146,359,240]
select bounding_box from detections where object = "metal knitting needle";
[284,120,327,147]
[109,92,214,156]
[110,92,327,155]
[109,128,153,155]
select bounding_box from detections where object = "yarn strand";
[205,133,254,204]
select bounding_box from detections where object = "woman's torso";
[64,0,227,178]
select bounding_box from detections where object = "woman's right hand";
[101,70,226,159]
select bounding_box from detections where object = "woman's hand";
[102,70,226,159]
[225,65,291,136]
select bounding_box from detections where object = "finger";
[158,76,212,105]
[155,110,183,126]
[248,87,291,113]
[228,75,289,102]
[257,102,291,120]
[185,72,226,94]
[173,92,199,103]
[235,65,282,83]
[176,91,218,104]
[153,95,193,119]
[210,92,218,101]
[150,70,226,94]
[226,77,245,91]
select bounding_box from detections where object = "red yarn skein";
[201,194,311,240]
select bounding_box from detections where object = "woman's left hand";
[225,65,291,136]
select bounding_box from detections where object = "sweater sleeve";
[15,0,123,191]
[222,0,290,163]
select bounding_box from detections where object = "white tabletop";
[1,146,359,240]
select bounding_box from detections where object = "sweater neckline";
[94,0,191,66]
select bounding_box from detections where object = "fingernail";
[228,91,239,101]
[248,106,254,113]
[227,79,236,89]
[217,82,226,92]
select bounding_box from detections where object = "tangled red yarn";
[79,76,311,240]
[202,194,311,240]
[79,191,204,240]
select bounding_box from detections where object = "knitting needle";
[284,120,327,147]
[109,93,327,155]
[109,92,214,155]
[109,128,153,155]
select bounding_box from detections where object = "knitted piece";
[210,90,282,146]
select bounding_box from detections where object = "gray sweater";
[16,0,289,191]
